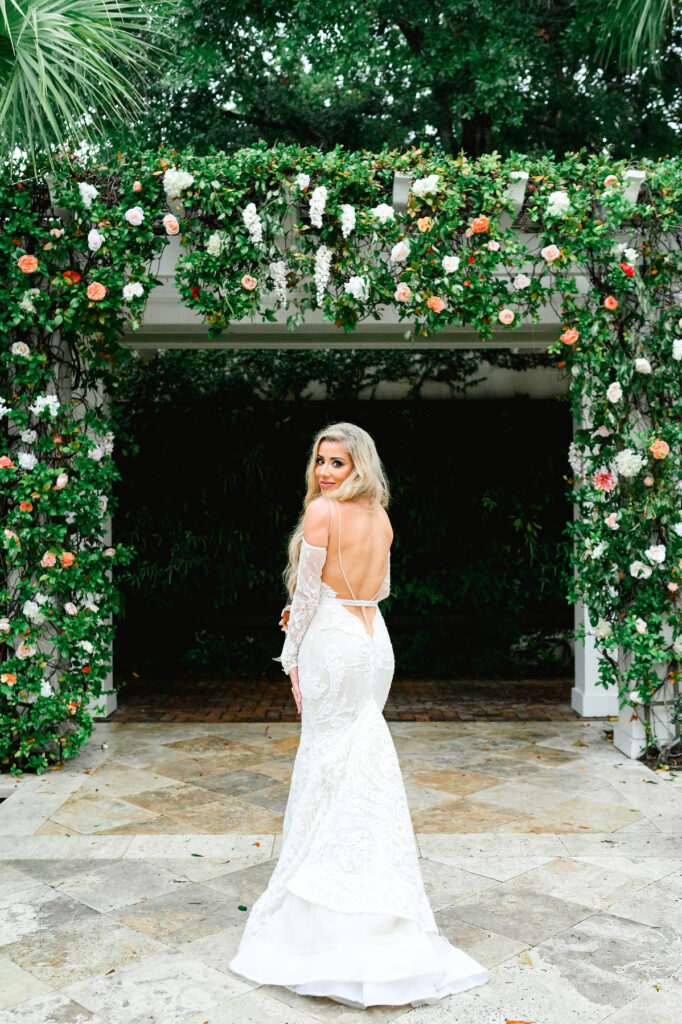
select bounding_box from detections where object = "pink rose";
[55,472,68,489]
[668,582,679,593]
[86,282,107,301]
[603,295,618,310]
[650,439,669,459]
[643,475,654,486]
[103,547,115,557]
[592,471,616,493]
[163,213,180,235]
[394,283,412,303]
[487,240,500,251]
[604,512,619,530]
[133,180,142,192]
[560,328,579,345]
[498,308,515,325]
[241,274,257,291]
[541,244,561,262]
[41,551,56,567]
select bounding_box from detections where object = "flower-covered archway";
[1,145,681,774]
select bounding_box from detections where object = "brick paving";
[106,675,578,722]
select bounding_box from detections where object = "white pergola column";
[569,408,619,717]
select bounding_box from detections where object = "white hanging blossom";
[594,618,613,640]
[309,185,327,228]
[20,288,40,313]
[242,203,263,244]
[567,441,584,475]
[206,231,224,256]
[269,260,288,305]
[340,204,356,238]
[344,275,369,301]
[314,244,332,306]
[30,394,60,418]
[295,172,310,190]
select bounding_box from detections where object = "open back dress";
[228,497,490,1009]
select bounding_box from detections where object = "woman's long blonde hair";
[284,422,389,597]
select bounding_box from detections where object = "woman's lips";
[320,481,334,486]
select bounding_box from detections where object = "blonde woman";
[229,422,490,1008]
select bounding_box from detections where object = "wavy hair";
[284,422,389,597]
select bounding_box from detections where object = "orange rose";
[649,439,670,459]
[603,295,618,310]
[417,217,433,233]
[0,456,15,469]
[61,551,75,568]
[18,254,38,273]
[471,215,490,233]
[1,673,16,685]
[19,501,32,511]
[427,295,445,313]
[241,274,257,291]
[86,282,107,301]
[63,270,82,284]
[560,328,579,345]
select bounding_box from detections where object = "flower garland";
[2,144,681,772]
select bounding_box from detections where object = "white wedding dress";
[228,499,490,1008]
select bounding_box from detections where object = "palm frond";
[596,0,677,70]
[0,0,179,172]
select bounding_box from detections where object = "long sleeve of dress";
[279,538,328,675]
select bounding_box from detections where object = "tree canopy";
[99,0,682,160]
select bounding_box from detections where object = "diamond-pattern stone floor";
[0,717,680,1024]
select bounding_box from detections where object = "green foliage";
[98,1,682,160]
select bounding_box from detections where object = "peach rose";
[18,254,38,273]
[427,295,446,313]
[86,282,107,301]
[560,328,579,345]
[417,217,433,233]
[0,456,15,469]
[41,551,56,567]
[60,551,75,568]
[643,476,654,486]
[603,295,618,310]
[394,283,412,303]
[1,673,16,685]
[650,439,669,459]
[133,180,142,192]
[471,215,490,233]
[67,700,78,715]
[498,308,515,325]
[241,274,257,291]
[163,213,180,235]
[541,244,561,262]
[103,547,115,557]
[668,582,679,593]
[50,227,65,237]
[19,501,32,511]
[603,175,619,187]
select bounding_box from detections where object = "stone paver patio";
[1,717,680,1023]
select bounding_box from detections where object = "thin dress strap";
[327,496,334,538]
[335,499,387,630]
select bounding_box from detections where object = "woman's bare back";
[321,498,392,630]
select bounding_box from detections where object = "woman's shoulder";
[302,496,332,546]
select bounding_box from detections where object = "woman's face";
[315,440,353,492]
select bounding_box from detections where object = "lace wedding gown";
[228,500,490,1008]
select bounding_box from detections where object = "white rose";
[673,338,682,361]
[546,190,570,216]
[295,173,310,190]
[18,452,37,471]
[22,600,46,625]
[55,472,68,489]
[613,448,644,478]
[162,168,194,198]
[513,273,531,290]
[411,174,440,198]
[634,357,651,374]
[124,206,145,226]
[606,381,622,403]
[64,602,78,615]
[370,203,395,223]
[0,617,10,634]
[634,618,647,634]
[630,560,652,579]
[441,255,460,273]
[673,522,682,537]
[21,429,36,444]
[123,281,144,302]
[78,640,94,654]
[88,229,104,252]
[343,275,369,301]
[206,231,223,256]
[78,182,98,208]
[645,544,666,564]
[673,635,682,658]
[12,341,30,357]
[589,541,606,560]
[40,679,52,697]
[390,240,410,263]
[89,446,104,461]
[594,618,612,640]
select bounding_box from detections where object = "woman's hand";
[289,665,302,715]
[279,604,291,632]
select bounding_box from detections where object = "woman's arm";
[279,498,331,674]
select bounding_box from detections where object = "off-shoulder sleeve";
[279,538,328,674]
[374,551,391,601]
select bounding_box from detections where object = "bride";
[228,422,490,1008]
